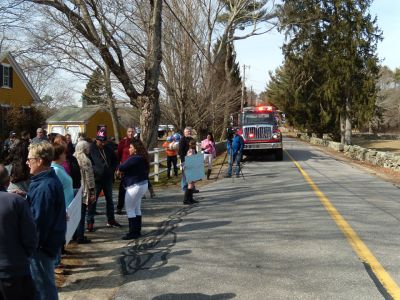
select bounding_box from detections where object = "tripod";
[216,140,245,181]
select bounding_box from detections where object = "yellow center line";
[286,150,400,299]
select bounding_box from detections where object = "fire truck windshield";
[242,113,275,125]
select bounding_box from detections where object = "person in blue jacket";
[226,128,244,178]
[118,139,149,240]
[51,141,75,268]
[26,142,66,300]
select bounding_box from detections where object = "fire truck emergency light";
[256,106,273,112]
[248,133,255,138]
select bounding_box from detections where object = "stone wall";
[296,133,400,172]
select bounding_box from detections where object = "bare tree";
[22,0,163,148]
[376,66,400,131]
[160,0,277,138]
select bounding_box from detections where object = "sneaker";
[87,223,95,232]
[224,175,232,178]
[107,220,122,228]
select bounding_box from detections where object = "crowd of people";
[0,125,150,300]
[0,124,231,300]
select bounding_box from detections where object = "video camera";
[226,127,236,141]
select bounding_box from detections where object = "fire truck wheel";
[275,149,283,161]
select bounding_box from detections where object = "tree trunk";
[138,94,160,150]
[345,97,352,145]
[219,100,230,141]
[340,111,345,144]
[139,0,163,149]
[179,105,186,131]
[104,66,120,143]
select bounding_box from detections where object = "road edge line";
[286,150,400,299]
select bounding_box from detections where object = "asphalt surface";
[110,137,400,300]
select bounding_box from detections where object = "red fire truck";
[232,105,283,160]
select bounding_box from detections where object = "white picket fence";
[148,143,202,182]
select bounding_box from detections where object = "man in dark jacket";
[178,127,200,204]
[88,128,121,231]
[26,142,66,300]
[178,127,193,165]
[178,127,193,193]
[0,164,37,300]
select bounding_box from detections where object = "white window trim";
[1,63,11,88]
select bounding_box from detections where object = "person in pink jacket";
[201,132,216,180]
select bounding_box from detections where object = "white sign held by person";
[65,187,82,245]
[184,153,205,182]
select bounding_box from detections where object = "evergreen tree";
[210,38,242,139]
[271,0,381,142]
[81,68,107,106]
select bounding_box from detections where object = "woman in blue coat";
[118,140,149,240]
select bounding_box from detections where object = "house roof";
[117,106,139,128]
[0,52,41,103]
[46,106,102,123]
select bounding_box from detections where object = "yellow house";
[47,106,127,143]
[0,52,40,135]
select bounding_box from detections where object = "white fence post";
[196,142,201,153]
[154,148,160,182]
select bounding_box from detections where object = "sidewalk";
[58,172,223,300]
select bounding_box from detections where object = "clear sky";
[234,1,400,95]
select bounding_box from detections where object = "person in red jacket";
[162,136,179,179]
[116,127,136,214]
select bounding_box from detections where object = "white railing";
[148,143,202,182]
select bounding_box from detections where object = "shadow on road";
[152,292,236,300]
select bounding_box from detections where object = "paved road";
[114,138,400,300]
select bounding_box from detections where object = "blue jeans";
[181,168,188,191]
[76,203,87,239]
[30,250,58,300]
[227,152,242,176]
[87,179,115,224]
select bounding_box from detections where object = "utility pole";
[241,65,249,111]
[250,86,253,106]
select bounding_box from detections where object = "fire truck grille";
[244,126,272,140]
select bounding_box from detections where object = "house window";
[0,65,13,88]
[3,66,10,87]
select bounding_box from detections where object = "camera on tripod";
[226,127,236,142]
[215,126,245,180]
